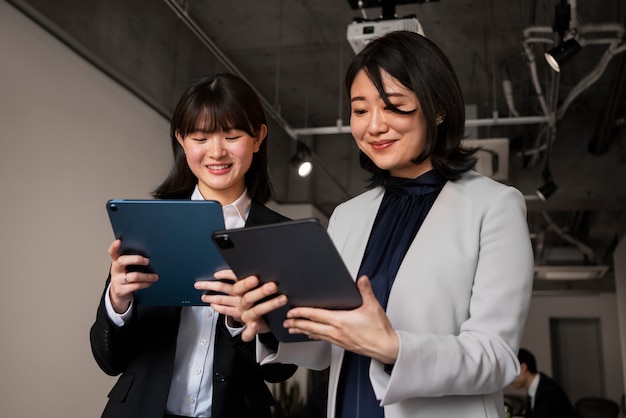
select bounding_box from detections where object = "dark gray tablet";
[211,218,362,342]
[106,199,228,306]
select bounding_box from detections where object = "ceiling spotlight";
[536,166,558,201]
[291,141,313,177]
[544,38,581,72]
[536,178,558,201]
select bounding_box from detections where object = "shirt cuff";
[225,316,245,337]
[104,283,132,327]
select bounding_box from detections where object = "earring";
[435,115,444,125]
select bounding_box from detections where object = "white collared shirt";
[105,186,251,417]
[528,373,540,409]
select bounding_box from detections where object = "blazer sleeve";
[89,274,139,376]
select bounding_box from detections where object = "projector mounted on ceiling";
[346,17,425,54]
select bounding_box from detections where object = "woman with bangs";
[90,73,297,418]
[217,32,534,418]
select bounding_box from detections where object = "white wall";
[0,2,170,416]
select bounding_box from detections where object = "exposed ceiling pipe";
[163,0,298,140]
[522,26,554,117]
[521,2,626,123]
[163,0,352,199]
[295,0,552,138]
[500,54,523,118]
[541,211,598,262]
[517,0,626,166]
[588,53,626,155]
[499,0,538,123]
[292,115,551,136]
[569,0,577,31]
[556,41,626,121]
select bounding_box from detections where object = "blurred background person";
[513,348,578,418]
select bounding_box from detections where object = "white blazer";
[259,171,534,418]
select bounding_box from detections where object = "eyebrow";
[350,92,407,102]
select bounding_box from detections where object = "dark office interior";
[2,0,625,416]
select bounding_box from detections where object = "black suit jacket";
[526,372,578,418]
[90,203,298,418]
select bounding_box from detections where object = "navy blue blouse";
[336,170,447,418]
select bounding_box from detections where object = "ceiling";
[7,0,626,292]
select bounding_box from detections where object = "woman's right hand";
[232,275,288,342]
[108,239,158,314]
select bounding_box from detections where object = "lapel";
[383,179,462,311]
[399,178,459,262]
[340,189,384,279]
[340,179,460,279]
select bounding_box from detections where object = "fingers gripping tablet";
[212,218,362,342]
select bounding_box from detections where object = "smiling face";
[349,69,432,179]
[176,125,266,205]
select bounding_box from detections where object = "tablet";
[106,199,228,306]
[211,218,362,342]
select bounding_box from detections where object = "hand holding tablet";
[106,199,228,306]
[107,200,361,338]
[212,218,362,342]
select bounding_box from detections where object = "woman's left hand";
[283,275,399,364]
[196,269,243,325]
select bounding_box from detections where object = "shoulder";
[247,202,291,226]
[333,187,384,215]
[538,373,560,388]
[327,187,384,242]
[445,170,527,210]
[451,170,518,194]
[537,373,570,400]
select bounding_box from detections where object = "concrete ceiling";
[7,0,626,292]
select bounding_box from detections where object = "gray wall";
[1,2,623,416]
[0,1,170,415]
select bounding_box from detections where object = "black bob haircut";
[153,73,274,203]
[345,30,477,186]
[517,348,538,374]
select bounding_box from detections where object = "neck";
[198,184,245,206]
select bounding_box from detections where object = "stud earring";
[435,115,444,125]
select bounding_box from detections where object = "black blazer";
[526,372,578,418]
[90,203,298,418]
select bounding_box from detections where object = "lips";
[369,139,396,151]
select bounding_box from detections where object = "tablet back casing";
[212,218,362,342]
[107,199,228,306]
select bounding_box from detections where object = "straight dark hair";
[153,73,274,203]
[345,31,476,186]
[517,348,538,373]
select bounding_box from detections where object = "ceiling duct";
[534,265,609,280]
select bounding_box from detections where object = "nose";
[207,137,226,158]
[367,107,389,135]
